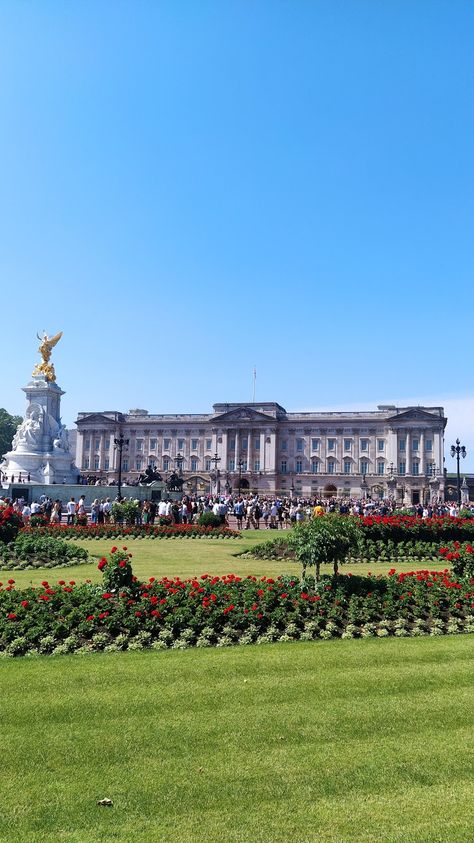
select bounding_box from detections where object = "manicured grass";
[0,636,472,842]
[4,532,449,589]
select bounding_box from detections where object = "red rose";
[7,612,17,620]
[111,546,118,553]
[21,600,29,608]
[98,559,107,571]
[119,561,126,568]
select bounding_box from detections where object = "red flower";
[111,546,118,553]
[7,612,17,620]
[102,593,113,599]
[8,579,15,585]
[21,600,29,608]
[119,561,126,568]
[98,558,107,571]
[87,614,94,621]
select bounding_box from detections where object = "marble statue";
[11,404,43,451]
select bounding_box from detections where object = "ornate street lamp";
[450,439,467,506]
[174,453,184,476]
[114,434,129,502]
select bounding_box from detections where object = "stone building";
[74,402,447,504]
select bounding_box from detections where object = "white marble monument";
[1,332,78,484]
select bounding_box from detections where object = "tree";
[286,515,362,582]
[0,408,23,460]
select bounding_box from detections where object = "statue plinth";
[1,375,77,485]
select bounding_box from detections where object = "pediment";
[75,413,120,427]
[388,408,446,426]
[212,407,274,423]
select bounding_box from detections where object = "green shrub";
[198,512,222,528]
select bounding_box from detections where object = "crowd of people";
[1,490,471,528]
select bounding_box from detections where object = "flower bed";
[0,550,472,656]
[359,515,474,542]
[20,523,240,540]
[0,534,89,571]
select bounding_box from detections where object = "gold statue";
[32,331,63,382]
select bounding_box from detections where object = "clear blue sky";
[1,1,473,467]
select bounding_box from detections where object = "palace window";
[377,439,385,452]
[281,440,288,451]
[149,438,157,451]
[241,459,248,471]
[311,438,320,451]
[163,458,170,471]
[178,438,185,451]
[206,439,212,450]
[296,439,304,452]
[83,457,89,470]
[360,459,368,475]
[191,457,199,472]
[163,438,171,450]
[104,438,110,450]
[228,458,235,471]
[229,438,235,451]
[94,457,100,471]
[254,459,260,471]
[104,457,109,471]
[136,459,142,471]
[344,459,351,474]
[241,437,248,450]
[426,438,433,452]
[205,458,212,471]
[254,438,260,451]
[327,459,335,474]
[360,439,368,451]
[412,460,419,476]
[191,438,199,451]
[377,460,385,475]
[311,459,319,474]
[399,438,406,451]
[281,460,287,474]
[136,439,144,452]
[328,439,336,451]
[94,438,100,451]
[296,459,303,473]
[344,439,352,451]
[399,461,406,475]
[412,438,419,451]
[84,438,90,450]
[122,459,129,472]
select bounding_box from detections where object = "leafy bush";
[439,542,474,579]
[0,506,23,545]
[98,545,138,594]
[111,501,140,526]
[198,512,222,528]
[0,533,89,570]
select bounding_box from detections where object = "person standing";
[66,496,76,525]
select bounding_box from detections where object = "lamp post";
[114,434,129,501]
[450,439,467,506]
[237,457,244,497]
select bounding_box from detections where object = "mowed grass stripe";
[0,636,473,842]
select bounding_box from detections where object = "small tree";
[112,500,140,526]
[286,515,362,582]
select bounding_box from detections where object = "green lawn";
[0,636,472,842]
[4,532,448,589]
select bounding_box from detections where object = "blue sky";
[0,1,473,468]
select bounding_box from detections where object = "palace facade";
[74,402,447,504]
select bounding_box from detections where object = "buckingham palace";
[74,401,447,504]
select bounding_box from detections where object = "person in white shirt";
[66,497,76,525]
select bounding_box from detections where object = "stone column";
[405,431,411,474]
[419,430,425,475]
[260,431,266,472]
